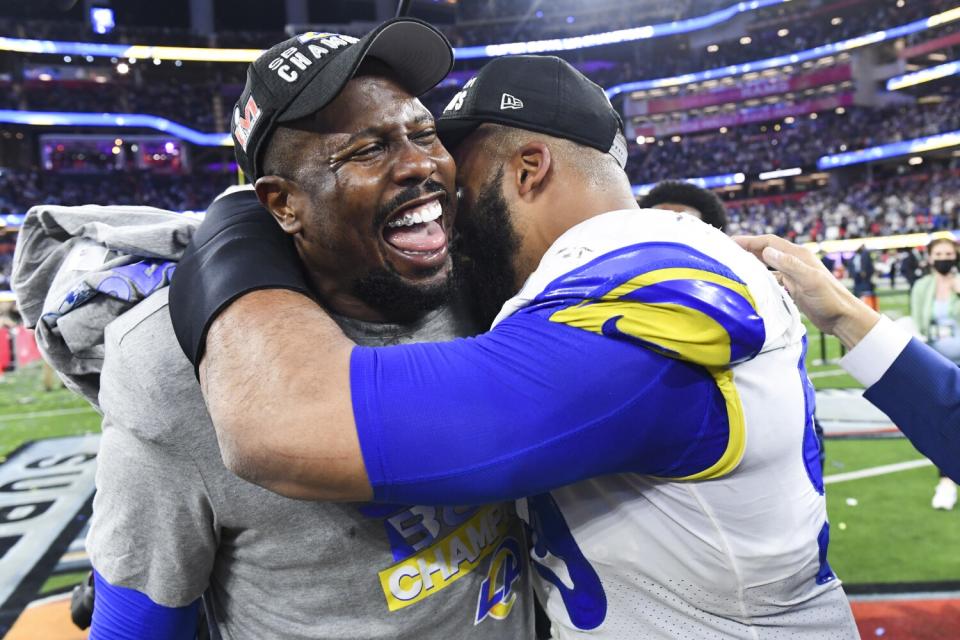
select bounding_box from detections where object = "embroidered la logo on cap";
[500,93,524,110]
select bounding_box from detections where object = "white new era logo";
[500,93,524,110]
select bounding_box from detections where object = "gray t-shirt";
[87,288,533,639]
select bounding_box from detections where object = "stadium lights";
[605,6,960,97]
[759,167,802,180]
[632,172,745,196]
[0,0,792,63]
[456,0,789,59]
[817,129,960,169]
[0,109,233,147]
[886,60,960,90]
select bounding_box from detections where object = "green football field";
[0,287,954,592]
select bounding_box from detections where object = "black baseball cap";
[437,55,628,169]
[232,18,453,180]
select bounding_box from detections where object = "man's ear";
[255,176,302,234]
[512,142,551,200]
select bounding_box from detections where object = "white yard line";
[0,406,96,422]
[808,368,848,379]
[824,459,934,484]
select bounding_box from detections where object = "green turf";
[825,439,960,584]
[40,571,89,596]
[0,364,100,461]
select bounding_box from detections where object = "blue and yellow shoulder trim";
[522,242,766,479]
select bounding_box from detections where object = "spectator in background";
[901,248,921,289]
[909,237,960,509]
[848,244,876,309]
[638,179,728,231]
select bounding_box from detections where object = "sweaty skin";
[201,125,638,501]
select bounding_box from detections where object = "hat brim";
[436,117,486,152]
[280,18,453,123]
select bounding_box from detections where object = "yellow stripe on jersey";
[603,267,757,313]
[547,265,759,480]
[551,300,732,366]
[674,367,747,481]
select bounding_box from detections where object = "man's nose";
[391,139,438,186]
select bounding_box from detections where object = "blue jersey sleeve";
[353,315,727,505]
[90,570,199,640]
[351,241,765,506]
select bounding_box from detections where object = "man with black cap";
[78,20,533,638]
[171,55,859,638]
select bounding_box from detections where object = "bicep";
[351,314,731,505]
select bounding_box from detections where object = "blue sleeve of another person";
[864,338,960,482]
[90,570,199,640]
[350,313,735,506]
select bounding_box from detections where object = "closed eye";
[412,128,438,144]
[351,142,385,159]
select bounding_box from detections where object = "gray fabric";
[90,289,533,639]
[11,201,532,638]
[11,204,197,405]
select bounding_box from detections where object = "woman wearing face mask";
[910,237,960,510]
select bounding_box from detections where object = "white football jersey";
[495,209,859,639]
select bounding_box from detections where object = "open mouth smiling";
[380,193,450,270]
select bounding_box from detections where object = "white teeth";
[387,200,443,228]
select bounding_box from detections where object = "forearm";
[831,302,881,351]
[200,289,371,501]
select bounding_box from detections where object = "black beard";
[305,177,454,324]
[454,166,521,329]
[351,265,454,324]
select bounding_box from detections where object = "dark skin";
[201,122,638,501]
[255,71,456,323]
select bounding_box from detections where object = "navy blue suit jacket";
[865,338,960,482]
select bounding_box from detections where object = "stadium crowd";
[628,94,960,182]
[1,0,953,99]
[725,169,960,241]
[0,168,230,214]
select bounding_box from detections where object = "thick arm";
[199,289,368,501]
[201,290,737,504]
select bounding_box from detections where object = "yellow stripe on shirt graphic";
[379,504,512,611]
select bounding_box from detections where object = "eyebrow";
[342,114,435,148]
